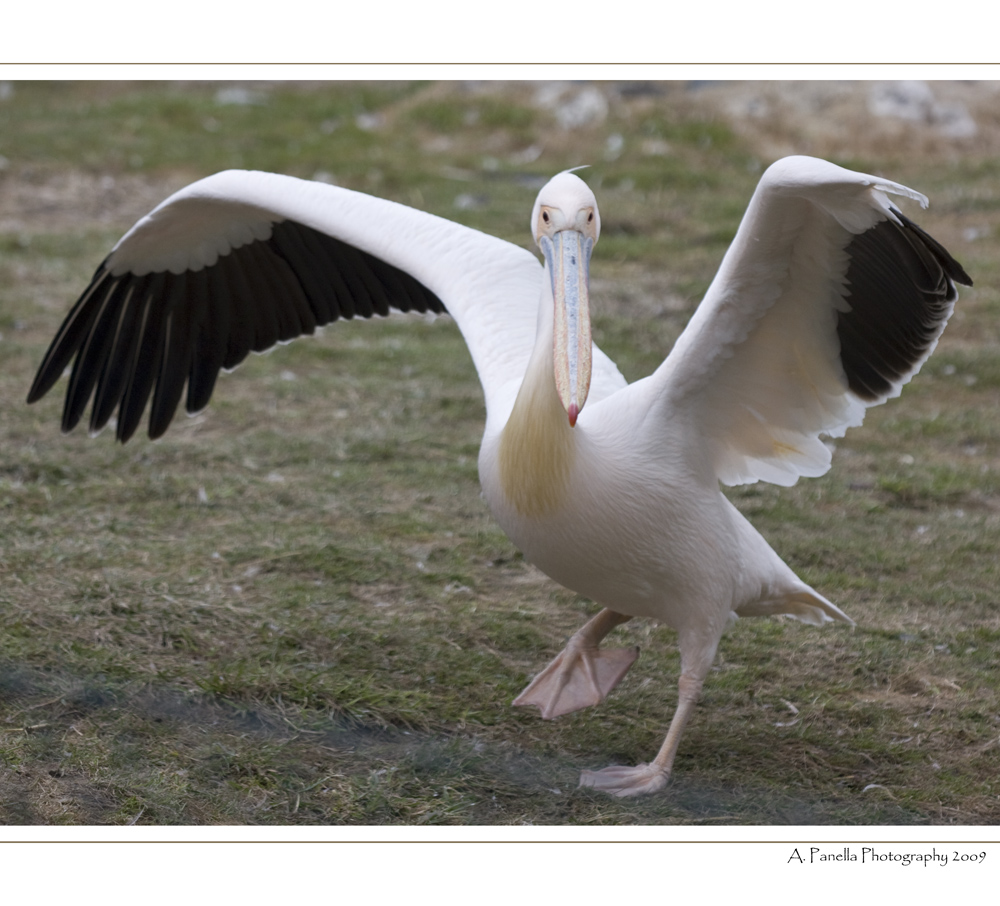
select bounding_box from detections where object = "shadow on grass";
[0,661,929,826]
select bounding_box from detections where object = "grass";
[2,80,999,825]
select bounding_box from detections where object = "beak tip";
[568,403,579,428]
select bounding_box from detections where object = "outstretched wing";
[27,170,544,441]
[651,156,972,487]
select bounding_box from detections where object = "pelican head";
[532,171,599,427]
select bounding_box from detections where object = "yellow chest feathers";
[497,384,577,518]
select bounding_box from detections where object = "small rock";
[355,112,385,131]
[868,81,977,138]
[534,83,608,129]
[605,133,624,161]
[215,87,265,106]
[454,193,489,211]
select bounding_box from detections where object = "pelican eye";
[587,212,593,222]
[542,211,550,223]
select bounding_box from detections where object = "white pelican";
[28,156,971,796]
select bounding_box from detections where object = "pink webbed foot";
[513,644,639,720]
[578,762,670,797]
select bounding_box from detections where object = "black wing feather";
[149,272,197,440]
[27,262,117,406]
[329,240,378,318]
[288,221,361,319]
[91,276,151,433]
[29,219,446,441]
[61,276,130,433]
[837,210,972,402]
[256,241,317,341]
[117,276,171,443]
[268,221,339,324]
[186,263,233,414]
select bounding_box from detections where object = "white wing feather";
[106,170,548,420]
[651,156,930,487]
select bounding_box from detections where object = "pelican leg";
[513,609,638,719]
[580,616,725,797]
[578,672,704,796]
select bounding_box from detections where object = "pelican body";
[28,157,971,796]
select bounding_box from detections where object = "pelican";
[28,156,971,796]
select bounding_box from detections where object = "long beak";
[540,230,593,427]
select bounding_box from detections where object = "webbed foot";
[578,762,670,797]
[513,644,639,719]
